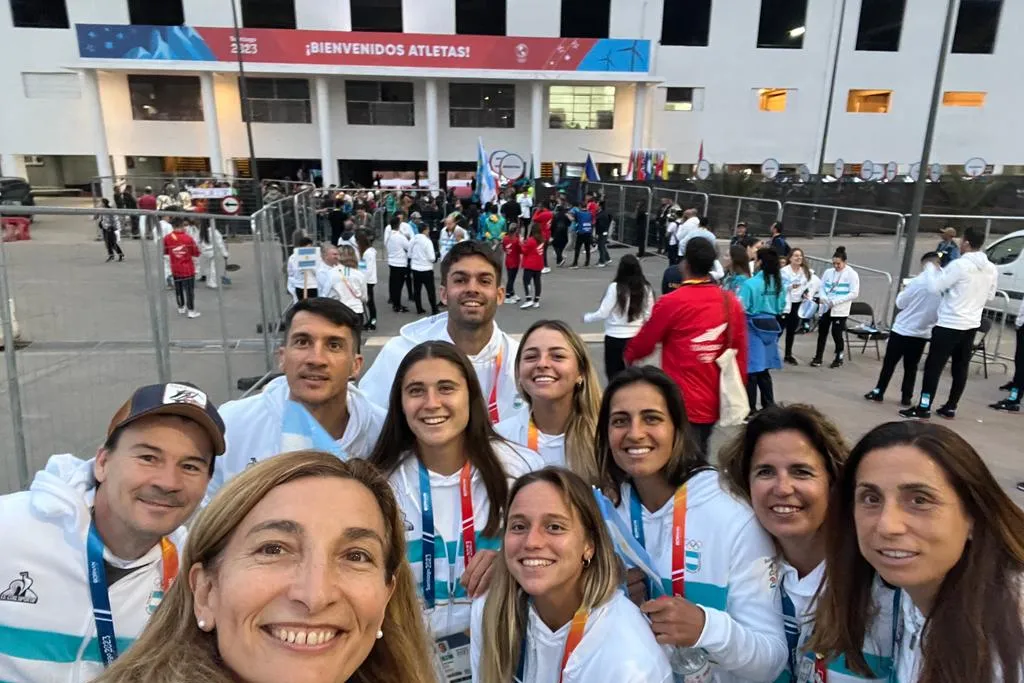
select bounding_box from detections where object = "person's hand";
[641,596,707,647]
[625,568,648,607]
[461,550,498,598]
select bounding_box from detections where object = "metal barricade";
[806,255,895,327]
[706,194,783,234]
[985,290,1015,366]
[586,181,653,249]
[903,214,1024,250]
[782,202,906,259]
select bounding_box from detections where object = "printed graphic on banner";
[76,25,651,73]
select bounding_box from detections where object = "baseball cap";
[940,227,957,238]
[107,383,227,455]
[410,211,423,219]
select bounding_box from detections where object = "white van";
[985,230,1024,301]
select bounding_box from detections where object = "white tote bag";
[716,292,749,427]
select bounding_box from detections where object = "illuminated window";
[846,89,892,113]
[758,88,788,112]
[549,86,616,130]
[665,87,703,111]
[942,91,986,108]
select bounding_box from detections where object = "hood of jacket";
[959,250,995,274]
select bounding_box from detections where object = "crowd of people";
[1,219,1022,683]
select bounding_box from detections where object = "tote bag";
[715,291,749,427]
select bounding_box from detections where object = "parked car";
[985,230,1024,303]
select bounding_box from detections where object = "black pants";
[102,230,123,258]
[597,232,610,264]
[405,259,414,300]
[815,313,847,359]
[1012,325,1024,392]
[295,287,318,301]
[412,269,438,314]
[918,325,977,410]
[389,265,408,310]
[506,266,519,298]
[553,235,568,264]
[784,301,801,357]
[365,283,377,323]
[604,335,629,380]
[747,371,775,411]
[522,269,542,299]
[690,423,713,463]
[573,233,593,266]
[667,246,680,266]
[873,332,928,402]
[173,276,195,310]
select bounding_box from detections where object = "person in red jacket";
[532,203,554,273]
[501,224,523,305]
[624,237,747,460]
[519,222,546,310]
[164,217,202,318]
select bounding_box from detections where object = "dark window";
[346,81,415,126]
[10,0,69,28]
[855,0,906,51]
[128,75,203,121]
[756,0,808,49]
[456,0,505,35]
[952,0,1003,54]
[661,0,713,46]
[352,0,403,32]
[241,0,296,29]
[449,84,515,128]
[560,0,610,38]
[241,78,310,123]
[128,0,184,25]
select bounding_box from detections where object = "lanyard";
[527,417,539,451]
[418,460,476,610]
[779,579,800,683]
[515,607,589,683]
[628,484,688,597]
[488,347,503,424]
[810,587,902,683]
[87,520,178,667]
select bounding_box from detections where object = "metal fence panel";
[706,194,782,235]
[586,182,652,250]
[805,255,895,328]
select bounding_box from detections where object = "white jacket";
[358,314,523,420]
[892,272,940,339]
[613,471,787,683]
[922,251,998,330]
[359,246,378,286]
[286,250,321,295]
[326,266,367,314]
[583,282,654,338]
[470,591,673,683]
[388,440,542,638]
[495,410,565,469]
[678,226,716,257]
[0,454,187,683]
[205,376,385,501]
[384,228,410,267]
[409,233,436,272]
[819,267,861,318]
[199,227,229,259]
[781,266,818,305]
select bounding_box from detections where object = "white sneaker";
[187,310,201,319]
[541,267,551,274]
[506,295,520,304]
[177,306,186,315]
[519,298,534,309]
[531,300,541,309]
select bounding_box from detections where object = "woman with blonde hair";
[497,319,603,485]
[94,451,435,683]
[328,243,368,318]
[471,467,671,682]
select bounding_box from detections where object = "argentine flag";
[476,137,498,205]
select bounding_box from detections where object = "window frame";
[756,0,808,49]
[559,0,610,39]
[548,85,616,130]
[661,0,713,47]
[449,83,516,129]
[345,80,416,127]
[240,0,297,29]
[9,0,70,28]
[351,0,403,32]
[951,0,1004,54]
[665,87,696,112]
[128,74,204,122]
[854,0,907,52]
[846,89,893,114]
[455,0,506,36]
[241,77,312,124]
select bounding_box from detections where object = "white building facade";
[0,0,1020,188]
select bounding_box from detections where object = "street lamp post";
[230,0,263,210]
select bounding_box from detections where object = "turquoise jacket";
[740,271,788,316]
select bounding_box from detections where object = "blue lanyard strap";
[779,578,800,682]
[86,520,118,667]
[627,486,656,598]
[888,589,903,683]
[418,461,437,609]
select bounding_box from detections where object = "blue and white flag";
[281,400,345,458]
[476,137,498,205]
[584,154,601,182]
[592,487,667,598]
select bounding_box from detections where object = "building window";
[549,86,615,130]
[128,75,203,121]
[241,0,296,29]
[665,87,704,111]
[456,0,505,35]
[450,84,515,128]
[560,0,609,38]
[128,0,183,25]
[352,0,402,32]
[952,0,1003,54]
[662,0,713,46]
[846,89,892,113]
[757,0,807,48]
[22,72,81,99]
[345,81,415,126]
[942,91,986,108]
[757,88,788,112]
[10,0,69,28]
[242,78,311,123]
[855,0,906,51]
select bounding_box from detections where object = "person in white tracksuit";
[205,298,384,503]
[811,246,860,369]
[367,341,542,649]
[597,366,788,683]
[0,382,226,683]
[471,467,673,683]
[198,220,230,289]
[719,404,897,682]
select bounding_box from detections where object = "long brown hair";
[478,468,620,682]
[515,320,602,485]
[95,452,435,683]
[368,340,510,537]
[808,422,1024,682]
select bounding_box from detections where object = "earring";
[582,556,591,568]
[376,629,384,640]
[197,620,207,630]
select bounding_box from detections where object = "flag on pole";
[584,154,601,182]
[698,140,705,162]
[476,137,497,205]
[661,152,670,180]
[624,152,634,181]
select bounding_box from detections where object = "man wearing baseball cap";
[936,226,961,267]
[0,382,225,682]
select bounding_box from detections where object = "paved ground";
[1,200,1020,507]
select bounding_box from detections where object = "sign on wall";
[75,25,651,73]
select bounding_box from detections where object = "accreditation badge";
[435,632,472,683]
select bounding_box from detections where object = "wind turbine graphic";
[598,51,617,70]
[616,40,647,71]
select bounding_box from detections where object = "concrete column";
[200,72,225,177]
[425,79,439,190]
[112,154,128,181]
[632,83,649,151]
[315,76,336,187]
[530,82,543,176]
[81,69,114,200]
[0,155,28,180]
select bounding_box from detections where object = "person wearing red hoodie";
[501,224,523,305]
[164,217,202,318]
[624,237,747,460]
[532,202,554,274]
[519,222,545,310]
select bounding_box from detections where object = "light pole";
[815,0,848,175]
[230,0,262,209]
